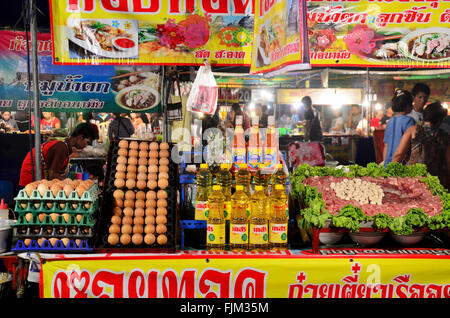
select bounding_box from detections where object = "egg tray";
[11,238,93,253]
[13,212,97,228]
[13,223,95,240]
[14,199,99,215]
[15,185,100,202]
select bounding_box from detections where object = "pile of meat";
[303,176,442,217]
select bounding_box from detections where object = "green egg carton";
[14,211,97,227]
[14,198,98,214]
[15,184,100,202]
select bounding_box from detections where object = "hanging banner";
[0,30,161,113]
[251,0,310,75]
[41,250,450,298]
[306,0,450,68]
[49,0,254,66]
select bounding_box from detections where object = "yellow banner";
[250,0,310,75]
[41,252,450,298]
[49,0,253,66]
[306,0,450,68]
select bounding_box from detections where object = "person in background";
[130,112,144,131]
[329,108,345,133]
[290,105,301,130]
[93,112,113,123]
[260,105,269,128]
[356,116,369,136]
[370,109,384,129]
[19,122,99,186]
[108,113,135,141]
[393,102,449,188]
[408,83,430,123]
[303,96,323,142]
[40,112,61,132]
[151,114,161,135]
[347,105,362,132]
[0,111,18,131]
[380,106,393,129]
[227,103,250,131]
[278,110,291,128]
[382,89,415,167]
[13,111,31,132]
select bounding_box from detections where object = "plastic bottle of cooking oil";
[247,116,261,175]
[236,163,251,196]
[255,164,271,218]
[269,184,288,250]
[195,163,212,220]
[229,185,250,251]
[206,185,226,251]
[217,163,232,220]
[232,115,246,170]
[272,163,287,190]
[249,185,269,251]
[264,116,278,173]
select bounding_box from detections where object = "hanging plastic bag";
[186,62,218,116]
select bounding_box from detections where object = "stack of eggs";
[108,140,170,247]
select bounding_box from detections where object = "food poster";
[49,0,254,66]
[41,251,450,298]
[306,0,450,68]
[0,30,161,113]
[251,0,311,75]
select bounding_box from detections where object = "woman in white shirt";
[329,109,344,133]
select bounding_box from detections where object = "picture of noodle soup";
[399,28,450,62]
[115,85,159,111]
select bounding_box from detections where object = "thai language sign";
[306,0,450,68]
[251,0,310,75]
[49,0,254,66]
[41,251,450,298]
[0,30,161,112]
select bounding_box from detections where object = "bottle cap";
[200,163,208,169]
[236,185,244,191]
[255,185,263,191]
[220,163,229,169]
[276,163,283,169]
[213,185,221,191]
[275,184,283,190]
[259,163,266,168]
[238,163,247,169]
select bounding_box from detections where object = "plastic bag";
[186,63,218,116]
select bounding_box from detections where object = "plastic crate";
[12,238,93,253]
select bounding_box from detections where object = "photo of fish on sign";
[66,19,139,60]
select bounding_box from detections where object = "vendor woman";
[19,122,99,186]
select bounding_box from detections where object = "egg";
[148,165,158,173]
[116,163,126,172]
[144,224,155,234]
[133,224,144,234]
[107,234,119,246]
[159,150,169,158]
[37,238,45,247]
[117,148,128,157]
[156,207,167,216]
[138,150,148,158]
[37,183,49,197]
[121,223,132,234]
[126,172,136,180]
[126,179,136,189]
[115,171,126,180]
[25,213,33,223]
[114,198,124,208]
[117,156,127,164]
[111,215,121,225]
[149,150,159,158]
[135,191,146,200]
[144,233,156,245]
[50,184,62,197]
[136,180,146,190]
[149,142,159,151]
[146,199,156,208]
[50,213,59,222]
[145,215,155,225]
[113,189,124,199]
[128,149,138,157]
[134,216,144,225]
[137,172,147,181]
[127,165,137,173]
[38,213,47,222]
[159,165,169,173]
[114,179,125,189]
[156,224,167,234]
[120,233,131,245]
[49,238,58,247]
[129,141,139,150]
[122,216,133,225]
[148,158,158,166]
[132,233,143,245]
[118,139,128,148]
[75,239,82,247]
[146,191,156,200]
[124,199,135,208]
[24,183,36,197]
[157,199,167,208]
[159,158,169,166]
[124,190,135,200]
[157,190,168,199]
[62,213,71,223]
[158,172,169,180]
[61,238,70,247]
[24,239,31,247]
[158,178,169,189]
[147,180,157,190]
[134,208,145,218]
[156,215,167,225]
[160,142,169,150]
[148,173,158,180]
[157,234,168,245]
[127,157,138,165]
[123,207,134,217]
[139,142,149,151]
[109,224,120,234]
[76,214,83,223]
[138,158,148,166]
[135,200,145,209]
[113,207,122,216]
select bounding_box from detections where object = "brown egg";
[109,224,120,234]
[37,183,49,197]
[118,139,128,148]
[111,215,121,225]
[136,180,146,190]
[75,239,82,247]
[157,199,167,208]
[149,142,159,151]
[145,215,155,225]
[117,148,128,157]
[137,165,147,173]
[138,157,148,166]
[128,149,138,157]
[76,214,83,223]
[160,142,169,150]
[114,198,124,208]
[144,233,156,245]
[158,178,169,189]
[159,150,169,158]
[146,199,156,208]
[156,215,167,225]
[145,208,156,216]
[62,213,71,223]
[120,233,131,245]
[24,183,37,197]
[50,213,59,222]
[147,179,157,190]
[125,190,135,200]
[49,238,58,247]
[24,238,31,247]
[135,191,146,200]
[50,184,62,197]
[148,158,159,166]
[61,238,70,247]
[63,184,74,197]
[126,172,137,180]
[137,172,147,181]
[134,216,144,225]
[114,179,125,189]
[148,173,158,180]
[156,207,167,216]
[157,234,168,245]
[139,142,149,151]
[159,165,169,173]
[135,200,145,209]
[122,216,133,225]
[124,199,135,208]
[146,191,156,200]
[138,150,148,158]
[108,233,119,246]
[115,171,126,180]
[123,207,134,217]
[121,223,132,234]
[25,213,33,223]
[159,158,169,166]
[113,207,122,216]
[38,213,47,222]
[157,190,168,199]
[158,172,169,180]
[127,156,138,165]
[126,179,136,189]
[149,150,159,158]
[132,233,143,245]
[144,224,155,234]
[129,141,139,150]
[37,238,45,247]
[133,224,144,234]
[127,165,137,173]
[156,224,167,234]
[116,163,126,172]
[117,156,127,164]
[134,208,145,217]
[148,165,158,173]
[113,189,124,199]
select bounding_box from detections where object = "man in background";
[408,83,430,123]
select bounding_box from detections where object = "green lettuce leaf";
[331,205,366,232]
[372,213,392,230]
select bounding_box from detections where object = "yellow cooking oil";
[249,185,269,251]
[269,184,288,250]
[229,185,250,251]
[195,163,212,220]
[206,185,226,251]
[255,163,272,218]
[217,163,232,220]
[236,163,251,196]
[272,163,287,190]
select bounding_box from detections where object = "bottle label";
[195,201,209,220]
[224,201,231,220]
[250,224,268,244]
[207,223,225,245]
[230,223,248,245]
[233,147,246,169]
[247,147,261,171]
[269,223,288,244]
[264,147,277,168]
